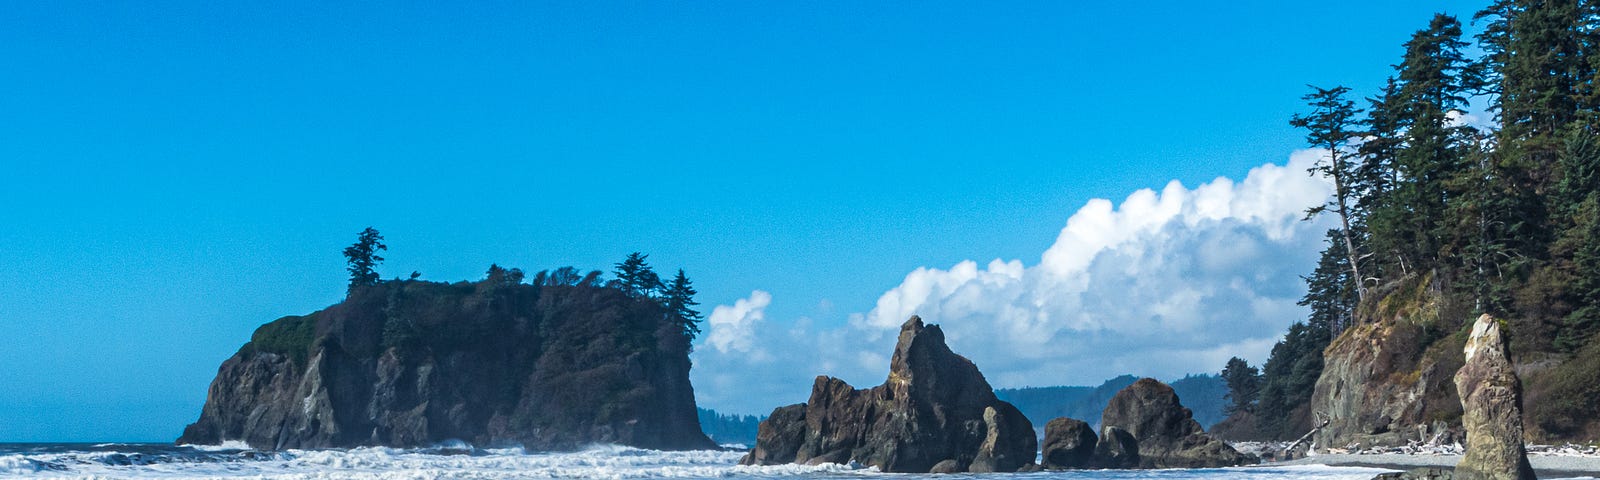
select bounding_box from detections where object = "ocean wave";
[0,444,1404,479]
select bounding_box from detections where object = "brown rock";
[741,316,1037,473]
[1093,426,1140,469]
[1101,378,1253,468]
[1452,315,1535,480]
[1041,417,1098,469]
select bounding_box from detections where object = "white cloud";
[692,151,1338,416]
[704,290,771,355]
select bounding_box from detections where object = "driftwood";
[1285,412,1332,456]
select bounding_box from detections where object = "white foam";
[178,440,253,452]
[0,445,1407,479]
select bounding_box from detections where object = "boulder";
[1041,417,1098,469]
[1093,426,1140,469]
[1373,468,1455,480]
[1100,378,1253,468]
[1452,315,1536,480]
[739,316,1037,472]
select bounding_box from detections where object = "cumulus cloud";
[705,290,771,356]
[692,151,1338,415]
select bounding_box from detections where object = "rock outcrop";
[1100,378,1253,468]
[1311,318,1463,449]
[1093,426,1140,468]
[178,280,716,451]
[1453,315,1536,480]
[1041,418,1098,469]
[739,316,1037,473]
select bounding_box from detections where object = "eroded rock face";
[739,316,1037,473]
[1452,315,1535,480]
[1100,378,1253,468]
[1094,426,1140,469]
[1041,418,1098,469]
[178,281,715,451]
[1311,298,1467,450]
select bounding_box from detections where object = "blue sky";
[0,1,1486,442]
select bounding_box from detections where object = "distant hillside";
[697,408,763,447]
[996,374,1227,432]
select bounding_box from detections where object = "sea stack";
[740,316,1037,473]
[1452,314,1536,480]
[1100,378,1254,469]
[178,279,715,451]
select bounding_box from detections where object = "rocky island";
[179,243,716,451]
[740,316,1037,473]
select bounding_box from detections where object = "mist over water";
[0,443,1394,479]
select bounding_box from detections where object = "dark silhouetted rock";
[743,404,806,465]
[178,280,715,451]
[930,460,963,474]
[1100,378,1253,468]
[1093,426,1140,469]
[1453,315,1535,480]
[1042,417,1098,469]
[1373,468,1455,480]
[739,316,1037,473]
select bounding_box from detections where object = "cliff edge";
[178,279,716,451]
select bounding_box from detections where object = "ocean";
[0,443,1395,479]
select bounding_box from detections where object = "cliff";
[178,279,716,451]
[1311,274,1600,448]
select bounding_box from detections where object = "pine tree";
[1220,357,1262,415]
[1388,14,1477,272]
[612,252,662,298]
[1302,230,1359,334]
[1293,85,1369,301]
[663,269,703,339]
[343,227,387,293]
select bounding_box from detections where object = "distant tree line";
[1224,1,1600,439]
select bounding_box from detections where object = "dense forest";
[1217,0,1600,442]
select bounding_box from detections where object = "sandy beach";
[1272,453,1600,479]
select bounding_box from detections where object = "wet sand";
[1271,453,1600,479]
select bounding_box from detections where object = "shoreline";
[1269,453,1600,479]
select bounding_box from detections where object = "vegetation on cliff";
[1221,0,1600,442]
[180,229,715,450]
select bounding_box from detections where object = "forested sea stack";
[740,316,1037,473]
[180,233,715,451]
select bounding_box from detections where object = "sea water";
[0,442,1395,479]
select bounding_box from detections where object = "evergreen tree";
[1220,357,1262,415]
[1385,14,1477,273]
[612,252,662,298]
[663,269,703,339]
[1302,230,1359,334]
[1293,85,1369,301]
[1255,321,1331,439]
[343,227,387,293]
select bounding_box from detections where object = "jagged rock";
[1093,426,1140,469]
[1373,468,1455,480]
[739,316,1037,473]
[178,280,714,451]
[1101,378,1253,468]
[1041,417,1098,469]
[743,404,806,465]
[1452,315,1535,480]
